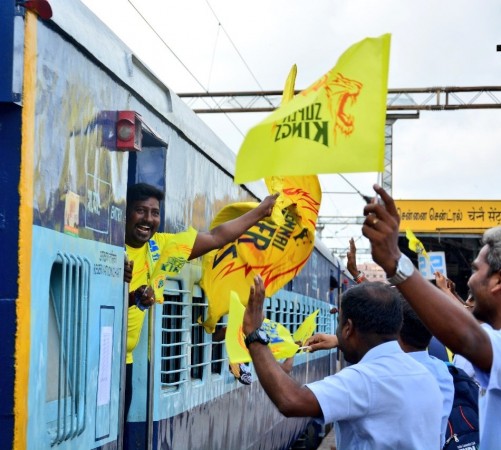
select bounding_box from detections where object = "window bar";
[69,254,78,438]
[77,256,90,435]
[55,252,67,444]
[62,253,72,441]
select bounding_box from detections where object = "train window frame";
[45,253,90,445]
[264,296,273,321]
[295,301,302,334]
[210,317,228,377]
[190,284,209,382]
[270,297,280,324]
[160,278,190,391]
[280,297,288,328]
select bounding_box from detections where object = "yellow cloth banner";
[149,227,197,301]
[200,176,321,333]
[225,292,298,364]
[200,66,321,333]
[234,34,391,184]
[405,228,428,258]
[293,309,319,345]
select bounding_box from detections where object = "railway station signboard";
[395,200,501,234]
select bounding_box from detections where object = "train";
[0,1,352,449]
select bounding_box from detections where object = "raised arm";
[189,194,278,260]
[347,238,367,283]
[243,275,321,418]
[362,184,492,372]
[346,238,359,278]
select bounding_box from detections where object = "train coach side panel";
[21,15,132,450]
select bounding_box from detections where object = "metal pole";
[146,305,156,449]
[118,281,129,450]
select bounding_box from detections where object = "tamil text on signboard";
[395,200,501,234]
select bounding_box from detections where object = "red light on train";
[116,111,142,151]
[16,0,53,20]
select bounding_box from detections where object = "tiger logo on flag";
[301,72,363,140]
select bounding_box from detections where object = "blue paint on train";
[0,5,20,448]
[0,105,21,450]
[0,0,17,102]
[28,226,125,449]
[0,296,16,450]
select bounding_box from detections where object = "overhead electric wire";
[128,0,204,92]
[337,174,371,202]
[203,0,274,107]
[127,0,246,137]
[206,23,221,90]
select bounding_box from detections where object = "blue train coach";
[0,1,346,449]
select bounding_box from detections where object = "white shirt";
[409,350,454,448]
[453,353,476,379]
[307,341,442,450]
[473,324,501,450]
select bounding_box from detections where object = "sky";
[80,0,501,262]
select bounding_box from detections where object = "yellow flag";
[225,292,298,364]
[405,229,428,258]
[200,177,321,333]
[149,227,197,301]
[234,34,391,184]
[281,63,297,103]
[293,309,319,345]
[263,318,299,360]
[200,67,321,333]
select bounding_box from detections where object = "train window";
[160,279,189,390]
[317,303,328,334]
[190,285,208,381]
[294,302,302,333]
[211,318,227,375]
[264,296,272,321]
[46,254,90,445]
[280,298,288,327]
[271,297,280,323]
[288,302,295,331]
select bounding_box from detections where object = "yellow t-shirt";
[125,228,197,363]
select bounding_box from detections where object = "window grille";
[211,318,227,375]
[46,253,90,445]
[190,285,209,381]
[160,280,190,389]
[288,301,295,331]
[272,297,280,324]
[294,301,302,333]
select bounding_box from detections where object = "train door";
[123,122,169,450]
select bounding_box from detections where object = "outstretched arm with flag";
[200,179,320,333]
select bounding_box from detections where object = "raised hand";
[362,185,402,276]
[243,275,266,336]
[346,237,359,277]
[304,333,339,352]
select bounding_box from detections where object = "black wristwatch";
[244,327,270,348]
